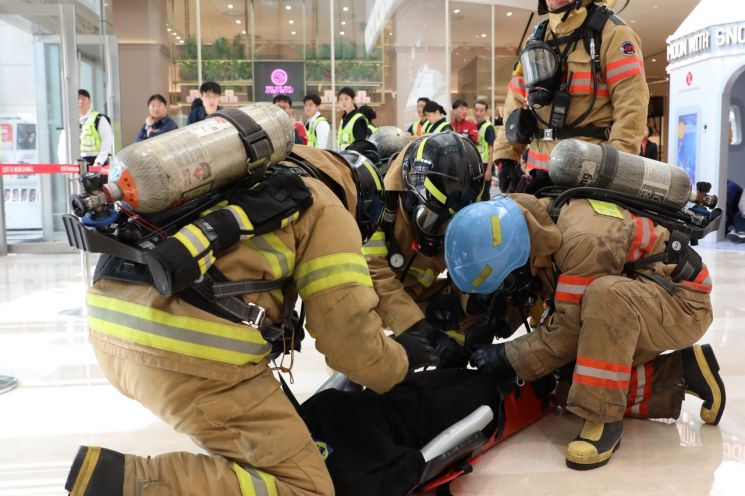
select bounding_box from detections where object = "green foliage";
[306,60,381,83]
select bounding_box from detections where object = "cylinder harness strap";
[208,109,275,173]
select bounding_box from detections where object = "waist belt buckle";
[242,303,267,329]
[541,129,555,141]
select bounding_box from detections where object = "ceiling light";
[389,32,393,36]
[652,58,657,62]
[235,19,242,24]
[285,5,292,10]
[171,32,178,36]
[480,33,486,38]
[453,9,461,14]
[241,30,247,34]
[289,19,294,24]
[340,31,345,35]
[227,3,234,9]
[179,40,184,44]
[167,28,171,32]
[341,21,346,25]
[343,6,349,12]
[506,11,513,16]
[291,31,297,35]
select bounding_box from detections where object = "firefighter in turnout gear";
[64,144,442,496]
[494,0,648,192]
[362,131,485,368]
[445,194,725,470]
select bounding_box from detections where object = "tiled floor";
[0,249,743,495]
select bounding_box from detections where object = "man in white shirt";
[303,94,330,149]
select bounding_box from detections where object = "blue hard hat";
[444,196,531,294]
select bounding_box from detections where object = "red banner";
[0,163,109,176]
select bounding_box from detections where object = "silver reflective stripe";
[364,239,387,249]
[575,364,630,383]
[555,282,588,296]
[250,236,291,277]
[88,304,270,356]
[226,205,252,237]
[245,467,270,496]
[639,218,651,249]
[295,262,371,291]
[180,225,210,253]
[606,59,641,80]
[630,365,647,416]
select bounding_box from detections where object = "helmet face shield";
[414,204,449,238]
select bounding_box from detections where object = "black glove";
[395,319,441,369]
[464,316,498,351]
[470,343,515,379]
[497,159,522,193]
[520,169,553,195]
[433,332,470,368]
[270,310,305,358]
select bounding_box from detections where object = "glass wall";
[163,0,534,138]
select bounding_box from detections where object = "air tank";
[369,126,410,161]
[89,102,294,214]
[548,139,694,210]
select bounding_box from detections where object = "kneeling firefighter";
[495,0,648,193]
[444,181,725,469]
[63,103,439,496]
[362,131,486,368]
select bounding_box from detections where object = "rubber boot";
[65,446,124,496]
[565,420,623,470]
[683,344,726,425]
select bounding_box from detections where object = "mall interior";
[1,0,745,495]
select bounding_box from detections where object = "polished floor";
[0,248,743,495]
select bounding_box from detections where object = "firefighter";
[362,131,484,368]
[445,194,725,470]
[495,0,648,193]
[64,145,440,496]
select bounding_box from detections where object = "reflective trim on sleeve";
[573,356,631,390]
[87,293,270,365]
[173,224,215,276]
[569,72,609,97]
[408,266,437,288]
[682,265,713,293]
[362,231,388,257]
[508,76,527,98]
[225,204,255,239]
[554,274,596,304]
[295,252,373,299]
[605,57,644,86]
[244,233,295,280]
[526,149,550,172]
[625,363,653,417]
[232,463,279,496]
[627,215,657,262]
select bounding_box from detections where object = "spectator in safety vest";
[423,101,452,134]
[359,105,378,136]
[135,94,178,142]
[336,87,368,150]
[473,100,496,200]
[77,89,113,166]
[303,93,330,149]
[407,97,432,137]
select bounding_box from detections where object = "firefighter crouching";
[64,143,441,496]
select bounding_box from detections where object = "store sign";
[668,22,745,63]
[253,62,305,103]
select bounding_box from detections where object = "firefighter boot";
[683,344,726,425]
[65,446,124,496]
[565,420,623,470]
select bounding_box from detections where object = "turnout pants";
[95,348,333,496]
[506,275,712,424]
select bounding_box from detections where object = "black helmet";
[347,140,381,168]
[370,126,410,162]
[338,150,385,244]
[400,131,484,256]
[537,0,586,15]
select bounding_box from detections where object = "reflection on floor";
[0,250,743,495]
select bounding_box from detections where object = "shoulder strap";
[284,152,349,210]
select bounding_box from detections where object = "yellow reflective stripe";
[200,200,229,217]
[445,330,466,345]
[424,177,447,205]
[295,253,373,299]
[70,447,101,496]
[231,464,278,496]
[280,211,300,227]
[173,224,214,275]
[226,204,254,236]
[362,245,388,256]
[416,138,429,160]
[245,233,295,279]
[370,230,385,241]
[471,264,493,288]
[409,266,436,287]
[87,293,269,364]
[491,215,502,247]
[364,161,382,191]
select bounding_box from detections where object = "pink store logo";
[266,68,293,95]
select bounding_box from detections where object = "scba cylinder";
[548,139,693,210]
[105,102,294,214]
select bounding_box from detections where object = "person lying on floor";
[299,368,554,496]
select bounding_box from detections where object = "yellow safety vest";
[430,120,450,134]
[337,112,366,150]
[476,120,492,163]
[307,115,328,148]
[411,119,431,137]
[80,111,102,155]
